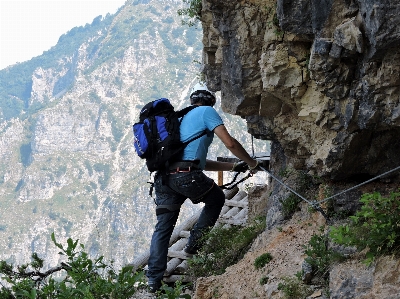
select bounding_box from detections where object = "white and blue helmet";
[190,82,216,106]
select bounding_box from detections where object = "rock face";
[197,0,400,298]
[330,256,400,299]
[202,0,400,180]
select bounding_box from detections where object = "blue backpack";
[133,98,205,172]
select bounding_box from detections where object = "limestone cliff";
[202,0,400,180]
[195,0,400,298]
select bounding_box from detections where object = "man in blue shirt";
[147,82,259,292]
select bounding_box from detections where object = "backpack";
[133,98,206,172]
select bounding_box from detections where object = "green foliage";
[278,167,292,178]
[280,171,314,218]
[254,252,273,269]
[157,280,191,299]
[187,218,266,278]
[277,276,312,299]
[244,183,254,192]
[0,232,146,298]
[303,227,344,277]
[177,0,202,27]
[259,276,269,285]
[280,194,302,218]
[274,18,285,39]
[330,191,400,265]
[265,3,285,39]
[87,16,154,72]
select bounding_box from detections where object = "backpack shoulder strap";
[175,105,198,118]
[178,105,208,146]
[182,130,208,146]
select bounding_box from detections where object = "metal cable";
[315,165,400,205]
[259,165,330,221]
[258,164,400,222]
[259,166,314,206]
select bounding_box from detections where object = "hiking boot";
[148,280,162,293]
[183,243,199,256]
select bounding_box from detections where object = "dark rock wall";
[201,0,400,180]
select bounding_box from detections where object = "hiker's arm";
[213,125,257,168]
[204,160,233,171]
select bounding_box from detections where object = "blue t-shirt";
[179,106,224,169]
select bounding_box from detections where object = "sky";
[0,0,126,70]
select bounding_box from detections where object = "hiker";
[146,82,260,292]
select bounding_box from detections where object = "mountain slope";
[0,0,267,268]
[0,0,204,267]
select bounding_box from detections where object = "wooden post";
[218,170,223,186]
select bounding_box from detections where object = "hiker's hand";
[249,160,262,173]
[231,161,248,173]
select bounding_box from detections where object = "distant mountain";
[0,0,268,268]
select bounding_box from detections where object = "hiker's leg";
[147,209,179,283]
[147,174,185,285]
[187,183,225,253]
[167,171,225,253]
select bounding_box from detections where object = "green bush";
[303,227,344,277]
[259,275,269,285]
[158,280,191,299]
[177,0,202,27]
[254,252,273,269]
[187,218,266,278]
[330,191,400,265]
[0,233,145,298]
[279,170,314,218]
[278,276,312,299]
[280,194,302,218]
